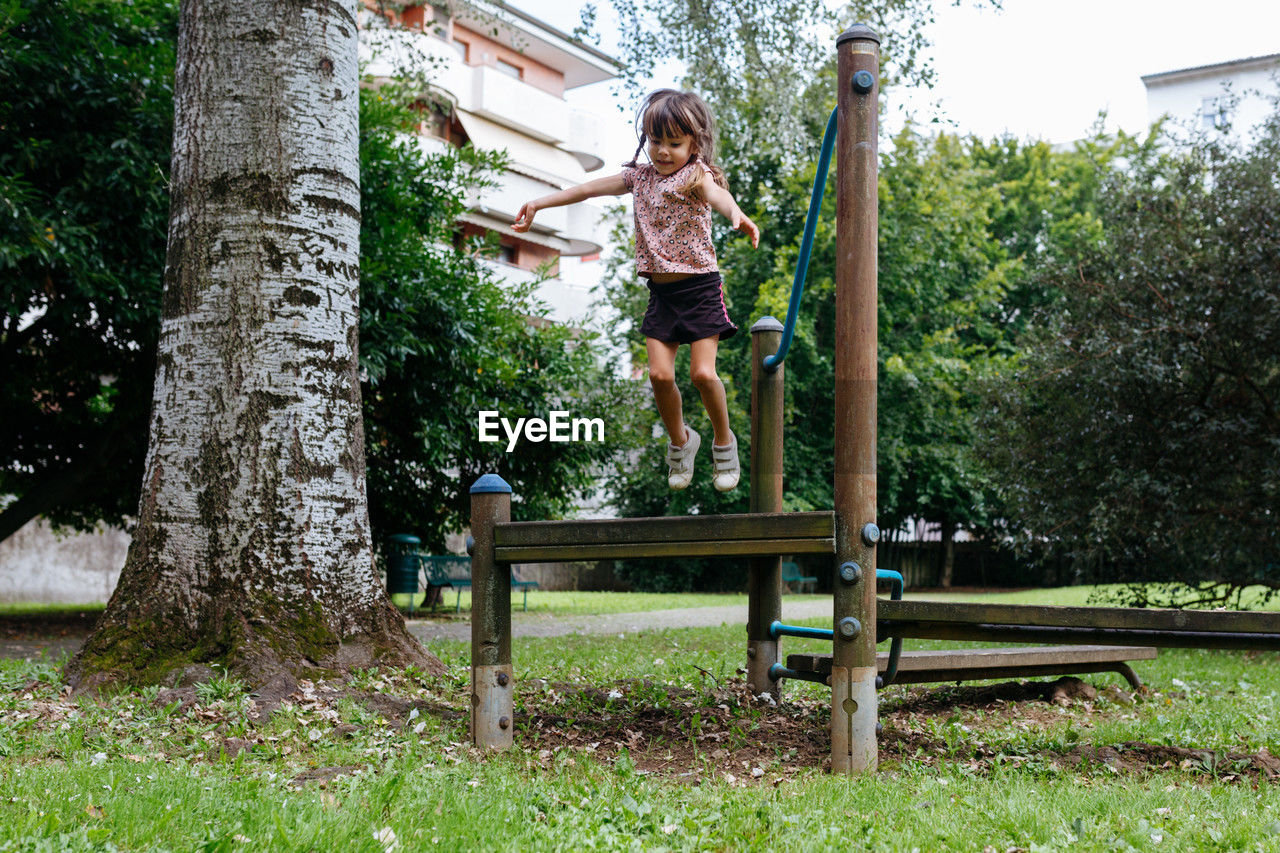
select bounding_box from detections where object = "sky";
[514,0,1280,159]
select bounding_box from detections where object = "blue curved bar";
[876,569,904,687]
[768,662,828,684]
[769,619,832,641]
[876,568,903,600]
[763,107,838,372]
[768,568,907,688]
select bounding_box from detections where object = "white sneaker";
[665,426,700,490]
[711,434,740,492]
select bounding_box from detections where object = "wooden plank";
[874,622,1280,650]
[494,511,834,548]
[494,537,834,563]
[879,599,1280,635]
[787,645,1157,674]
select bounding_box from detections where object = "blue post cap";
[470,473,512,494]
[387,533,421,546]
[751,316,785,333]
[837,23,881,45]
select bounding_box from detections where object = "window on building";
[497,243,518,265]
[495,58,523,80]
[452,37,469,61]
[1201,96,1226,130]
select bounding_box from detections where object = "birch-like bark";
[68,0,436,689]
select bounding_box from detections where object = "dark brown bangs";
[643,96,696,141]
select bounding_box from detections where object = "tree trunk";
[939,519,956,589]
[66,0,439,691]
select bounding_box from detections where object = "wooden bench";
[781,561,817,593]
[785,645,1157,690]
[418,555,538,613]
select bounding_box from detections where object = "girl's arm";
[701,182,760,248]
[512,173,629,232]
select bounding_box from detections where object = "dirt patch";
[883,676,1100,712]
[11,658,1273,785]
[1057,742,1280,780]
[517,679,830,782]
[290,764,365,788]
[490,676,1277,784]
[355,690,465,725]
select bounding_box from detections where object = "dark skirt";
[639,271,738,345]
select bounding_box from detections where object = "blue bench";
[781,561,817,593]
[418,555,538,613]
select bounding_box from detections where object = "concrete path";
[406,598,832,643]
[1,599,834,661]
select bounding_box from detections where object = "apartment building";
[1143,53,1280,143]
[360,0,623,327]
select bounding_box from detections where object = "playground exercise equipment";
[769,567,904,688]
[466,25,1280,773]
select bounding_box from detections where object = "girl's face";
[647,133,695,175]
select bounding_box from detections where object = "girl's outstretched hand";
[733,211,760,248]
[512,202,537,232]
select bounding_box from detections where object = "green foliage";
[599,0,1102,591]
[603,121,1115,589]
[984,114,1280,604]
[357,82,645,551]
[604,0,997,174]
[0,0,646,552]
[0,0,177,541]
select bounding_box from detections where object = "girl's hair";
[625,89,728,199]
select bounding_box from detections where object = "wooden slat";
[787,645,1157,675]
[495,537,834,563]
[879,599,1280,635]
[494,511,833,548]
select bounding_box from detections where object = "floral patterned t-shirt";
[621,161,718,276]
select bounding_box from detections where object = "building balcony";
[565,108,607,172]
[565,201,609,257]
[469,64,569,144]
[478,258,593,327]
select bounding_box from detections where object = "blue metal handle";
[769,568,906,687]
[770,620,832,641]
[876,568,903,600]
[763,107,838,372]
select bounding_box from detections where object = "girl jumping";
[512,89,760,492]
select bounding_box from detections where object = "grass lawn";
[2,586,1279,850]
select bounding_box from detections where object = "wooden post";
[748,317,785,697]
[832,23,881,775]
[470,473,513,749]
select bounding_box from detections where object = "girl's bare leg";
[646,337,688,445]
[689,336,733,447]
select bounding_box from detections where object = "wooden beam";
[878,599,1280,635]
[494,537,833,563]
[788,645,1157,674]
[494,511,833,548]
[785,645,1157,689]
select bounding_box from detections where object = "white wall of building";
[1144,54,1280,143]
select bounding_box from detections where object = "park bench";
[781,561,817,593]
[418,554,538,613]
[784,644,1156,690]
